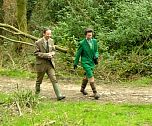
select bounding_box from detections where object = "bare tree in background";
[16,0,27,53]
[3,0,17,25]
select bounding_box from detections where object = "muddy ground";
[0,76,152,104]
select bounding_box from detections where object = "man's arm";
[34,42,51,59]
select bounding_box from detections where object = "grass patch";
[0,92,152,126]
[130,77,152,86]
[122,76,152,87]
[0,68,36,79]
[0,92,11,104]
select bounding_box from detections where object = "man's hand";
[48,53,53,59]
[94,58,98,65]
[48,52,55,59]
[74,65,77,69]
[51,51,55,56]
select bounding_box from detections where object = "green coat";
[74,38,99,77]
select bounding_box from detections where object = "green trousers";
[35,64,62,98]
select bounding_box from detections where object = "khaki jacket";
[34,37,56,72]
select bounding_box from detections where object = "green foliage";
[1,0,152,81]
[96,50,152,80]
[0,92,11,104]
[102,0,152,51]
[30,0,152,80]
[97,0,152,79]
[27,0,38,22]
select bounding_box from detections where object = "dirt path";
[0,76,152,104]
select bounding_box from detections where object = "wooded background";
[0,0,151,81]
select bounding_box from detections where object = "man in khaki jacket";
[34,28,65,100]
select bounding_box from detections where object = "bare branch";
[0,23,20,32]
[0,35,68,53]
[0,23,68,53]
[0,23,39,40]
[6,52,15,67]
[55,46,68,53]
[0,35,34,46]
[0,27,18,35]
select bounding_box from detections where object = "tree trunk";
[1,0,17,47]
[0,0,4,64]
[0,0,4,25]
[16,0,27,53]
[3,0,17,25]
[0,0,4,45]
[16,0,27,32]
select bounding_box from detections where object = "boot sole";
[57,96,66,101]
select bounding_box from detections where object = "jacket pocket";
[36,61,42,65]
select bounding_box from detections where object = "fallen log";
[0,23,68,53]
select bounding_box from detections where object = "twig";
[43,121,56,126]
[77,119,83,125]
[0,47,3,67]
[16,83,19,91]
[15,101,23,116]
[34,120,56,126]
[6,52,15,67]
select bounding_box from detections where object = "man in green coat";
[34,28,65,100]
[74,28,100,99]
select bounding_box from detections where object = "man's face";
[86,32,93,40]
[44,30,51,40]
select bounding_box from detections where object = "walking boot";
[80,78,88,95]
[52,82,65,101]
[90,82,100,100]
[35,83,41,95]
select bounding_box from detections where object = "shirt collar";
[43,37,49,43]
[86,38,92,42]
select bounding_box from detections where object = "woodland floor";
[0,76,152,104]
